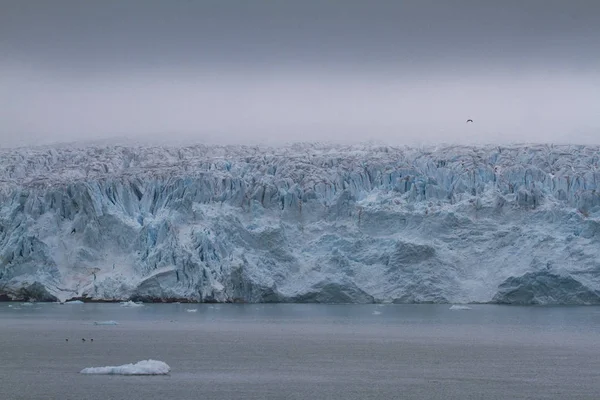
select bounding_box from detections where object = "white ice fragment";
[80,359,170,375]
[93,320,119,326]
[372,310,382,315]
[65,300,84,304]
[449,305,472,310]
[120,301,143,307]
[185,309,197,313]
[21,302,34,306]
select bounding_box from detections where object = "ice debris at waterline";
[1,143,600,305]
[93,320,119,326]
[449,305,472,310]
[186,308,197,312]
[64,300,84,304]
[120,301,143,307]
[80,360,170,375]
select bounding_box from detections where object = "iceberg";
[93,320,119,325]
[80,359,170,375]
[1,143,600,305]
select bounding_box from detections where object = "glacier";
[1,142,600,305]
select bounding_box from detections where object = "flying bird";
[466,119,473,123]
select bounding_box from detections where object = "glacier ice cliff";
[1,143,600,304]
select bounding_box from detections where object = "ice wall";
[1,143,599,304]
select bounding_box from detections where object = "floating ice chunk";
[21,302,34,306]
[93,320,119,326]
[186,309,197,313]
[65,300,84,304]
[372,310,382,315]
[449,305,472,310]
[120,301,143,307]
[80,359,170,375]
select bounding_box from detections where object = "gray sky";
[1,0,599,147]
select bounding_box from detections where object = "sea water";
[1,303,599,400]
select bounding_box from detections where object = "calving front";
[1,143,599,304]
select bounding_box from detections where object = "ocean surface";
[1,303,599,400]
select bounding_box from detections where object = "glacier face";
[1,143,600,304]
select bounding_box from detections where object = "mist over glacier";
[1,143,600,305]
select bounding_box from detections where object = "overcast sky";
[1,0,599,148]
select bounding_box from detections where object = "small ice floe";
[93,320,119,326]
[120,301,143,307]
[372,310,382,315]
[449,305,472,310]
[65,300,84,305]
[80,360,170,375]
[21,302,35,306]
[185,309,197,313]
